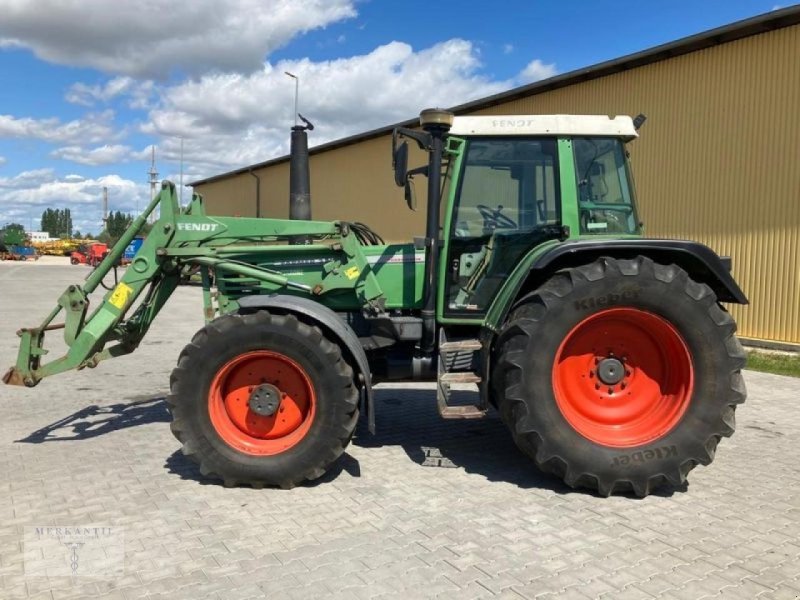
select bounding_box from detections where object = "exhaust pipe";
[289,114,314,244]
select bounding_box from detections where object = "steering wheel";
[476,204,517,230]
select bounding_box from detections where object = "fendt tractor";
[3,109,748,497]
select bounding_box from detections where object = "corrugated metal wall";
[196,24,800,344]
[197,136,428,241]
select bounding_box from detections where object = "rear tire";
[492,256,746,497]
[70,257,79,265]
[167,311,359,488]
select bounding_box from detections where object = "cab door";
[438,137,563,321]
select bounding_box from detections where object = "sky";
[0,0,792,236]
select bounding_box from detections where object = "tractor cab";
[393,111,642,319]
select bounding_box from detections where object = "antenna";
[148,145,159,223]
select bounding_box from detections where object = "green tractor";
[4,109,747,497]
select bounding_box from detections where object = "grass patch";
[745,350,800,378]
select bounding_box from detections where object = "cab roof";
[449,115,638,140]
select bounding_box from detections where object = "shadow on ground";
[354,387,683,497]
[16,395,170,443]
[164,449,363,487]
[16,385,680,497]
[164,386,562,491]
[352,386,572,493]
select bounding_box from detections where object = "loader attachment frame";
[4,181,385,387]
[3,183,182,386]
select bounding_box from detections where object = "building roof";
[190,5,800,186]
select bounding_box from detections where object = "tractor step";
[440,339,482,352]
[437,331,487,419]
[439,372,482,384]
[439,404,488,419]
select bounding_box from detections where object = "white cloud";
[51,144,132,166]
[0,110,118,144]
[517,58,558,83]
[65,76,140,106]
[127,81,157,110]
[0,0,357,78]
[65,77,157,110]
[0,168,57,190]
[518,59,558,83]
[503,44,514,54]
[0,169,149,235]
[0,156,6,165]
[142,39,514,176]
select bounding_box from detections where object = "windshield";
[573,138,640,235]
[452,138,560,238]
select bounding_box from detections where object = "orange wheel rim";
[552,308,694,448]
[208,351,316,455]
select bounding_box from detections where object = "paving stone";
[1,265,800,599]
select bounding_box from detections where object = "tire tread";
[493,255,746,497]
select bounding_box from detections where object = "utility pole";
[148,145,159,223]
[179,137,184,204]
[102,186,109,233]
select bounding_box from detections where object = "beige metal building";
[192,7,800,347]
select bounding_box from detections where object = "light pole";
[179,137,184,203]
[285,71,299,125]
[148,145,158,222]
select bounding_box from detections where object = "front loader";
[4,109,748,497]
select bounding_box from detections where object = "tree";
[41,209,55,236]
[103,211,134,244]
[40,208,73,238]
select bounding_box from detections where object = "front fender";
[237,294,375,434]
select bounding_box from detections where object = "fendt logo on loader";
[177,222,220,232]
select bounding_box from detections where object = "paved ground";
[1,261,799,600]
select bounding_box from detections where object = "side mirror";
[393,141,408,187]
[404,178,417,211]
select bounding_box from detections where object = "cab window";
[573,138,640,235]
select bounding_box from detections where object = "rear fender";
[490,239,748,330]
[237,294,375,434]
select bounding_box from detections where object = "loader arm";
[3,181,384,387]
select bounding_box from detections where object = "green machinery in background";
[4,109,748,497]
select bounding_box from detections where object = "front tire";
[167,311,359,488]
[493,256,746,497]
